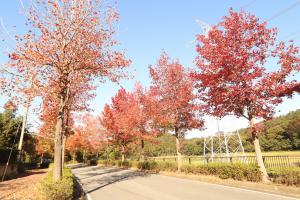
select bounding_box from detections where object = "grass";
[38,166,74,200]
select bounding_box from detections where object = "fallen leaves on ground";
[0,169,47,200]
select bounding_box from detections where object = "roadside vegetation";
[38,165,74,200]
[98,159,300,186]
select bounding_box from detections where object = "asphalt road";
[70,165,299,200]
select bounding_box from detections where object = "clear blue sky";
[0,0,300,137]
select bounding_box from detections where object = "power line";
[282,28,300,41]
[241,0,256,9]
[266,0,300,22]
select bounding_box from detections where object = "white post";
[18,101,30,151]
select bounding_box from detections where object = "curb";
[74,176,92,200]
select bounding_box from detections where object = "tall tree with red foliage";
[100,88,138,161]
[149,52,204,171]
[193,9,299,182]
[4,0,130,180]
[130,83,159,159]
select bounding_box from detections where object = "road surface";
[70,164,298,200]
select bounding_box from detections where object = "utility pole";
[17,101,30,160]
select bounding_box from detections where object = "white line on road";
[161,175,300,200]
[86,193,92,200]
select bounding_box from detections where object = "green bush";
[137,161,158,171]
[38,167,74,200]
[98,159,133,168]
[116,160,132,168]
[87,159,97,166]
[180,163,261,182]
[268,167,300,186]
[156,161,178,172]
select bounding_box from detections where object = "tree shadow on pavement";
[85,169,151,193]
[79,167,123,180]
[68,163,88,169]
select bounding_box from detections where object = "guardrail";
[149,155,300,169]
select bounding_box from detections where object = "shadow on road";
[71,165,153,194]
[86,169,150,193]
[67,163,88,169]
[80,167,124,180]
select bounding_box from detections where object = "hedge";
[98,160,300,185]
[98,159,136,168]
[38,167,74,200]
[134,161,261,181]
[268,167,300,186]
[97,160,261,182]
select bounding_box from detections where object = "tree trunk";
[140,139,145,161]
[175,127,182,172]
[250,118,269,182]
[53,94,66,181]
[72,152,76,163]
[40,153,44,165]
[62,135,66,167]
[121,145,125,162]
[83,150,86,163]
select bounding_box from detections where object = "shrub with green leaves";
[117,160,132,168]
[268,167,300,186]
[38,167,74,200]
[137,161,158,171]
[97,159,262,182]
[180,162,261,181]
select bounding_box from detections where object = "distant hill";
[240,109,300,152]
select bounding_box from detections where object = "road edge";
[158,171,300,199]
[73,175,93,200]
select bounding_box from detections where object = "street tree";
[149,52,204,171]
[193,9,299,182]
[4,0,130,181]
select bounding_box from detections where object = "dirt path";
[0,169,47,200]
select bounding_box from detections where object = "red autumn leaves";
[192,9,299,181]
[193,9,299,126]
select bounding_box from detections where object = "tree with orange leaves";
[3,0,130,180]
[67,114,105,162]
